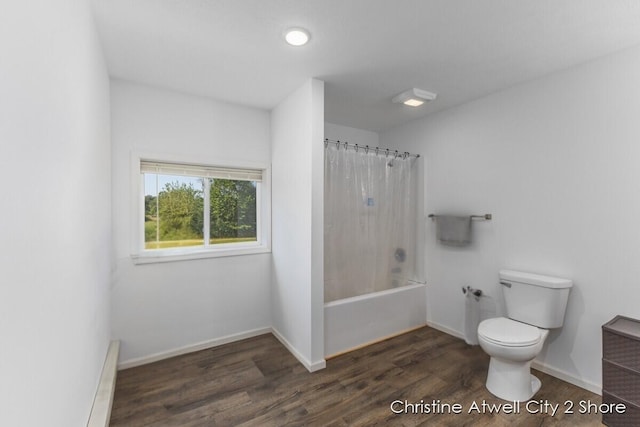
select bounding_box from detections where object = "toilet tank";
[499,270,572,329]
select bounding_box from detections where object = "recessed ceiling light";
[392,88,437,107]
[285,28,310,46]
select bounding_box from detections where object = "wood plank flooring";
[110,327,604,426]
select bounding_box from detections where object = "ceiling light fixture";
[284,27,310,46]
[392,88,437,107]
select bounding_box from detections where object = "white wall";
[271,79,326,370]
[0,1,111,426]
[381,44,640,392]
[110,80,272,365]
[325,122,380,147]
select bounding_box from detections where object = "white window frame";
[130,150,271,264]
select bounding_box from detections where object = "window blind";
[140,161,262,182]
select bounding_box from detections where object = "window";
[132,158,270,263]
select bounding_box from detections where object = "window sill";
[131,244,271,265]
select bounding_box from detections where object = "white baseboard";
[117,326,327,373]
[118,327,271,370]
[426,320,466,340]
[271,327,326,372]
[532,360,601,395]
[426,321,602,396]
[88,340,120,427]
[115,321,600,396]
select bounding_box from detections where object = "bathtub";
[324,283,427,357]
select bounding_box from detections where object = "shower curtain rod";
[324,138,420,158]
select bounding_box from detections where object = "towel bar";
[428,214,492,220]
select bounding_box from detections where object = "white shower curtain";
[324,143,419,302]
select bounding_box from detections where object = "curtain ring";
[394,150,399,159]
[355,144,359,152]
[336,140,340,149]
[365,145,369,154]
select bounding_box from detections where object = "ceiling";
[92,0,640,132]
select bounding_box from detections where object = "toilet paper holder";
[462,285,482,301]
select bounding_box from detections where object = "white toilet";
[477,270,572,402]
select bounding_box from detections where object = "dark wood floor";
[111,327,603,426]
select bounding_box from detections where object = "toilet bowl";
[477,270,572,402]
[478,317,549,401]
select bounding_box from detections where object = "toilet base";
[530,375,541,396]
[485,357,541,401]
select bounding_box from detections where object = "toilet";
[477,270,572,402]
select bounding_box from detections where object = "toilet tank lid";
[499,270,572,289]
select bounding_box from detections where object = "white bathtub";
[324,283,427,357]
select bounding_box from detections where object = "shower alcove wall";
[324,123,427,357]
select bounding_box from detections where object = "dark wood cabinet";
[602,316,640,426]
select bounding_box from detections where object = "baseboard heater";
[87,340,120,427]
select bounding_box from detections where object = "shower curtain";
[324,143,419,302]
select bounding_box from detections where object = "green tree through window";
[144,173,258,250]
[210,180,257,239]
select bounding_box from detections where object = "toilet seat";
[478,317,541,347]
